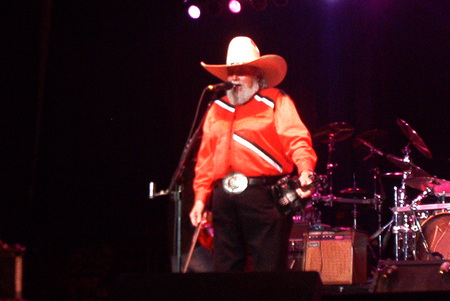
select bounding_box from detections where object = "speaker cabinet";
[302,230,367,285]
[371,259,450,293]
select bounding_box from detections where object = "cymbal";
[396,118,432,159]
[386,154,430,177]
[353,138,384,157]
[353,129,388,148]
[405,177,450,192]
[313,122,354,144]
[339,187,369,196]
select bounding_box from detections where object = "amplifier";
[302,229,367,285]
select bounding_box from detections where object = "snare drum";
[417,212,450,260]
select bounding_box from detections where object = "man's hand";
[296,171,315,199]
[189,200,206,227]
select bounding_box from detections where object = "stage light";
[251,0,268,11]
[228,0,241,14]
[188,4,201,19]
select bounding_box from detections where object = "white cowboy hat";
[201,36,287,88]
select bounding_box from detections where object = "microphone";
[207,82,235,91]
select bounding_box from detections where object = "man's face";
[226,66,260,105]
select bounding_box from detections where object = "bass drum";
[417,212,450,260]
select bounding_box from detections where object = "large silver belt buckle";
[222,172,248,194]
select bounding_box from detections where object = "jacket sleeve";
[274,92,317,173]
[192,109,215,204]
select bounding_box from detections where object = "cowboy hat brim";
[201,54,287,88]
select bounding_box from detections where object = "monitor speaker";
[371,259,450,293]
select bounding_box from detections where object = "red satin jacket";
[193,88,317,203]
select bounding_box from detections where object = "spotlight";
[187,4,201,19]
[251,0,268,11]
[228,0,241,14]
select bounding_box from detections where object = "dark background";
[2,0,449,299]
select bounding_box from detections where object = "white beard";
[226,79,260,106]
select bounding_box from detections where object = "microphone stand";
[149,86,217,273]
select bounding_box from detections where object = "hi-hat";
[313,122,354,144]
[397,118,432,159]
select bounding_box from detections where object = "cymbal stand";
[350,173,359,230]
[393,145,414,260]
[370,167,385,258]
[324,134,338,202]
[356,138,388,258]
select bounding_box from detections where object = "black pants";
[211,184,293,272]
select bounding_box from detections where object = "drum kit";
[304,118,450,262]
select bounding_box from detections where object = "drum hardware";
[353,137,389,258]
[392,186,409,260]
[389,118,433,255]
[385,154,431,178]
[391,202,450,213]
[313,122,354,196]
[369,218,394,241]
[353,129,388,212]
[390,187,440,261]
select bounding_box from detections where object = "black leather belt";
[214,175,284,188]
